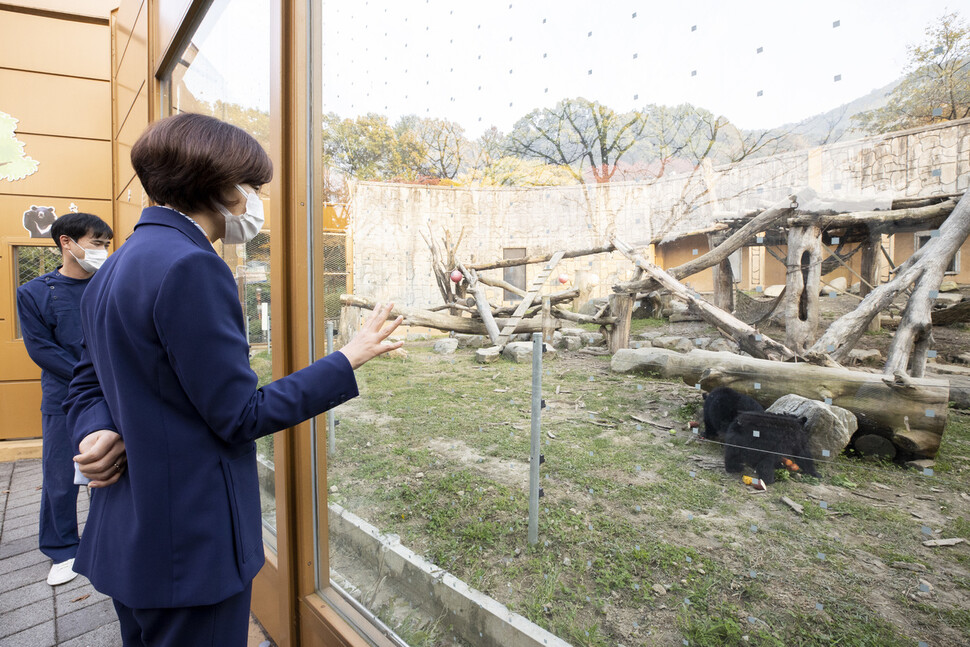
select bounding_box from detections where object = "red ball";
[450,269,463,283]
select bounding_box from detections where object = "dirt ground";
[325,291,970,647]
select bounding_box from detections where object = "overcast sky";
[187,0,958,136]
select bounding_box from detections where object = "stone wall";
[349,119,970,308]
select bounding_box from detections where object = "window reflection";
[165,0,276,552]
[318,3,970,646]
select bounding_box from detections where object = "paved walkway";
[0,459,271,646]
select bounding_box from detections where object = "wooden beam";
[468,245,614,271]
[496,251,566,345]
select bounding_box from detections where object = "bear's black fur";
[23,205,57,238]
[724,411,820,484]
[702,386,765,439]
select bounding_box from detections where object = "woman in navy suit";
[66,112,402,646]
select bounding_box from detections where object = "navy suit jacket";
[66,206,358,608]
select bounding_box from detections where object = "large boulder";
[475,346,502,364]
[454,334,486,349]
[847,348,882,366]
[433,338,459,354]
[766,394,857,460]
[706,338,739,353]
[821,276,848,295]
[502,341,555,363]
[580,332,606,347]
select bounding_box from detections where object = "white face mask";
[69,239,108,273]
[217,185,265,244]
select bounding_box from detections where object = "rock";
[638,331,664,340]
[651,336,694,353]
[560,327,586,337]
[329,485,338,493]
[692,337,711,349]
[939,281,959,292]
[847,348,882,366]
[512,333,533,342]
[918,579,934,594]
[563,336,582,351]
[891,562,927,572]
[905,459,936,470]
[454,334,486,349]
[580,332,606,347]
[766,394,857,461]
[475,346,502,364]
[849,282,861,294]
[406,332,431,341]
[433,338,459,354]
[382,347,409,360]
[706,338,739,353]
[934,292,963,305]
[502,342,556,363]
[416,472,425,479]
[651,583,667,596]
[763,284,785,298]
[821,277,848,295]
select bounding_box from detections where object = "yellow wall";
[0,6,112,440]
[657,234,714,292]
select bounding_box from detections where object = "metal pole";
[326,321,336,455]
[528,332,542,545]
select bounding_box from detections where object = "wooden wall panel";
[115,1,148,128]
[0,69,110,140]
[114,85,149,201]
[115,176,147,240]
[0,135,111,200]
[0,382,43,440]
[114,0,145,75]
[0,10,109,80]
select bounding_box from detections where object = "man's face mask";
[69,238,108,273]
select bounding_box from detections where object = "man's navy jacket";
[66,206,358,608]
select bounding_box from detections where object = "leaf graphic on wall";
[0,111,39,182]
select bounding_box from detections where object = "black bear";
[23,205,57,238]
[702,386,765,439]
[724,411,820,484]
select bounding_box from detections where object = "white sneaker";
[47,558,78,586]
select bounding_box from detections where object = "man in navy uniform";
[16,212,112,586]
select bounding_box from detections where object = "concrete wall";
[350,119,970,307]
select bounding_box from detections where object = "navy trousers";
[112,582,252,647]
[39,413,80,563]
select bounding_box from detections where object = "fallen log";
[611,237,797,361]
[468,244,615,271]
[340,294,560,336]
[610,348,949,457]
[787,198,957,231]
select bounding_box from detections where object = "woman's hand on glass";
[338,303,404,369]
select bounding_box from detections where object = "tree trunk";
[808,191,970,367]
[787,198,957,231]
[607,293,634,354]
[457,263,501,345]
[860,232,882,332]
[468,244,615,271]
[784,226,822,355]
[931,300,970,326]
[611,237,796,361]
[611,347,949,457]
[709,233,735,312]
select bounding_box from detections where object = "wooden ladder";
[496,250,565,346]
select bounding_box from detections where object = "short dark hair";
[51,213,113,251]
[131,112,273,215]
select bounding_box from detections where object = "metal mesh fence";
[321,231,349,324]
[238,232,272,353]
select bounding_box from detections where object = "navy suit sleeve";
[154,251,358,444]
[65,343,118,450]
[16,285,78,381]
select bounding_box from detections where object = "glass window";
[314,3,970,646]
[162,0,277,552]
[13,245,58,338]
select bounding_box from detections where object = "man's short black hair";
[50,213,114,251]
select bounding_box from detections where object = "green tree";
[505,97,645,183]
[322,112,428,181]
[0,111,39,182]
[854,11,970,134]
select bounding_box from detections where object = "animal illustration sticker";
[23,205,57,238]
[0,111,39,182]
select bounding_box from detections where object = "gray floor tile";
[0,547,45,576]
[0,579,50,614]
[0,561,49,595]
[0,597,53,638]
[0,535,40,559]
[0,620,55,647]
[56,598,116,643]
